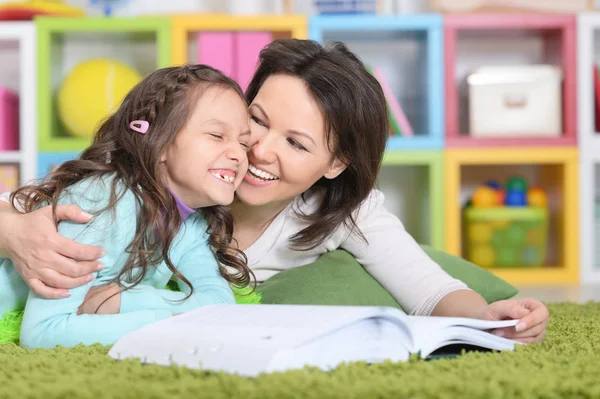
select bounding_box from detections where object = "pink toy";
[0,87,19,151]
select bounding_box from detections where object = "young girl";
[0,64,253,349]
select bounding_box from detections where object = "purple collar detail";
[169,189,195,221]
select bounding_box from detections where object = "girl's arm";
[117,226,236,315]
[19,183,173,349]
[115,214,235,314]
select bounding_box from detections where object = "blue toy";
[505,190,527,206]
[484,180,502,190]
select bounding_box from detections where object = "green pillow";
[257,246,518,310]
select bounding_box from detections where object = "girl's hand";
[0,203,105,299]
[480,298,549,343]
[78,283,121,315]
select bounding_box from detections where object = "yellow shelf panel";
[488,267,579,285]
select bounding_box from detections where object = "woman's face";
[236,74,346,209]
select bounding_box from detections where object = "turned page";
[404,316,519,357]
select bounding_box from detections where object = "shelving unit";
[0,22,36,188]
[0,12,589,286]
[380,151,444,250]
[444,148,579,285]
[310,15,444,150]
[577,13,600,283]
[36,16,171,153]
[444,14,577,148]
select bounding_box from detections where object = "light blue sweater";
[0,175,235,349]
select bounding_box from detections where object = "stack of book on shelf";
[367,66,414,136]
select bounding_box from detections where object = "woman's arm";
[340,190,548,343]
[0,192,104,298]
[340,190,470,316]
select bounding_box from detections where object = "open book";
[108,304,520,377]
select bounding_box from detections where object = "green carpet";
[0,302,598,399]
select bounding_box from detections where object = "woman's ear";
[324,157,347,180]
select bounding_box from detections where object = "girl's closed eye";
[208,132,223,139]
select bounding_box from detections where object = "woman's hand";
[78,283,121,315]
[0,203,105,299]
[479,298,549,344]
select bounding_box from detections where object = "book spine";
[373,67,414,136]
[235,32,273,92]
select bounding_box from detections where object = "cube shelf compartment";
[444,148,578,285]
[0,22,36,186]
[310,15,444,150]
[445,14,577,148]
[170,14,307,69]
[36,17,171,152]
[380,151,443,249]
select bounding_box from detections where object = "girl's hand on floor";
[78,283,121,315]
[0,204,105,299]
[480,298,549,344]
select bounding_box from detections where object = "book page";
[109,304,412,376]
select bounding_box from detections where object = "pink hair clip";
[129,120,149,134]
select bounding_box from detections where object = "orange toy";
[527,186,548,207]
[0,1,84,21]
[472,186,498,208]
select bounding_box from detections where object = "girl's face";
[236,74,346,209]
[160,86,250,209]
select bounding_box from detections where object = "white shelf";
[0,151,21,163]
[0,22,37,187]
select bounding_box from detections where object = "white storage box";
[467,65,563,137]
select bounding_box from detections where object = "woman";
[0,39,548,343]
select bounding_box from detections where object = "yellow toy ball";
[472,186,498,208]
[57,58,143,138]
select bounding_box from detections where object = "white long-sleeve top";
[242,189,470,316]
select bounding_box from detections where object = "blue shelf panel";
[386,135,443,150]
[37,152,81,178]
[309,14,444,151]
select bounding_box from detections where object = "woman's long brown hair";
[245,39,389,250]
[10,65,254,305]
